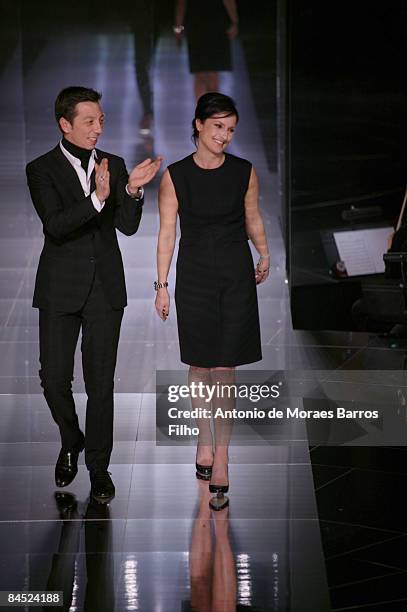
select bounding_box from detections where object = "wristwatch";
[125,184,144,200]
[154,281,168,291]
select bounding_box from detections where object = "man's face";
[59,101,105,149]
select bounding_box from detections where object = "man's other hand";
[127,156,163,194]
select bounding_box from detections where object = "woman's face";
[196,113,237,154]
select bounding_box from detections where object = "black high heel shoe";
[196,462,213,481]
[209,483,229,511]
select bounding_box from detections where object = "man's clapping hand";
[95,158,110,202]
[127,157,163,195]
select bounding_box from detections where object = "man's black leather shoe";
[55,439,84,488]
[90,470,115,504]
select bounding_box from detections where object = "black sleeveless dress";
[184,0,232,73]
[168,153,262,368]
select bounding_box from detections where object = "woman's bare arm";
[244,167,270,283]
[155,170,178,319]
[223,0,239,38]
[175,0,187,27]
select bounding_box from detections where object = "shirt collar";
[59,140,98,166]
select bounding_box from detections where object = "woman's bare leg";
[189,366,213,467]
[212,505,237,612]
[194,71,220,99]
[189,480,213,611]
[210,367,235,487]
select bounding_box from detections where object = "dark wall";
[238,0,277,171]
[287,0,407,330]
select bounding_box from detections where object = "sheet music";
[333,227,393,276]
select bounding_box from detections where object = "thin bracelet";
[259,254,270,260]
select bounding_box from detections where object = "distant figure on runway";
[26,86,162,503]
[174,0,239,99]
[132,0,160,135]
[155,92,269,509]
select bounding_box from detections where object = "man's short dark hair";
[55,86,102,125]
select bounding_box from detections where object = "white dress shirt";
[59,141,105,212]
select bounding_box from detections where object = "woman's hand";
[226,22,238,39]
[155,288,170,321]
[173,25,184,47]
[255,256,270,284]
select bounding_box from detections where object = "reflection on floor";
[0,8,405,612]
[311,446,407,611]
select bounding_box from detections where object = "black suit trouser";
[39,272,123,471]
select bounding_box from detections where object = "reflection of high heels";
[209,459,229,510]
[196,462,213,481]
[209,483,229,494]
[209,487,229,511]
[209,482,229,511]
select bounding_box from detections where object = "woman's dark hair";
[55,86,102,126]
[192,92,239,143]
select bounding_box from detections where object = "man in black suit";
[26,86,161,502]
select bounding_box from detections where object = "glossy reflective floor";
[1,6,406,612]
[0,19,329,612]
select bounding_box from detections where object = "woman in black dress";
[155,93,269,508]
[174,0,239,99]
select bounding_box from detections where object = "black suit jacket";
[26,145,143,312]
